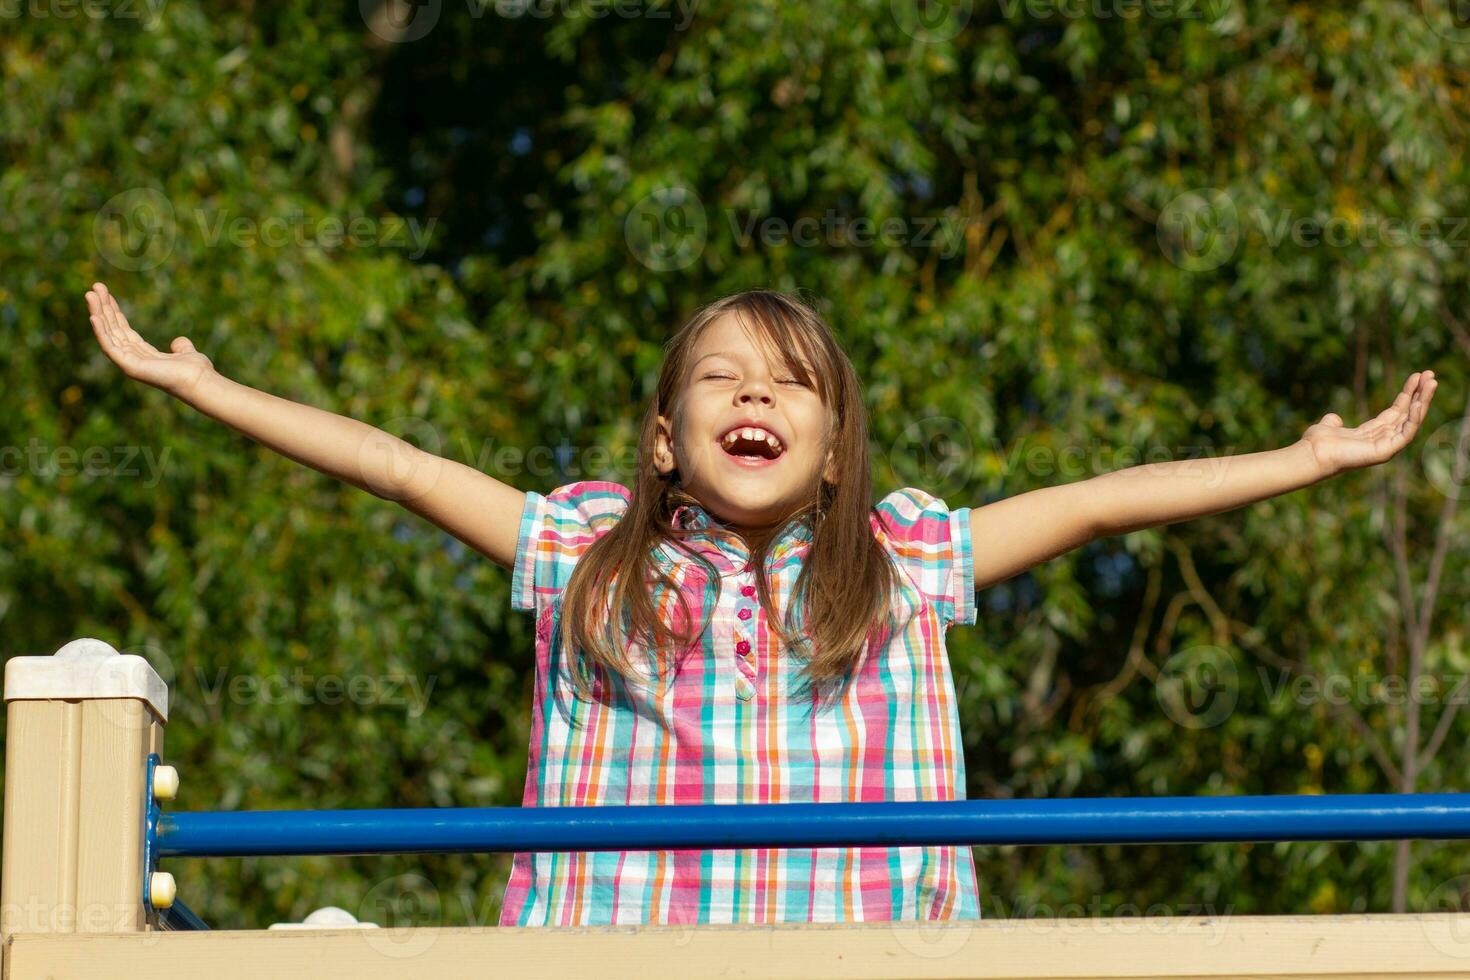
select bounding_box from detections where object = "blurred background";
[2,0,1468,928]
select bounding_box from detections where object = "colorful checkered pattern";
[499,480,981,925]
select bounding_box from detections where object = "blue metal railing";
[156,793,1470,858]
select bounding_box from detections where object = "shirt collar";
[667,500,814,572]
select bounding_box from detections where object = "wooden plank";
[1,699,163,944]
[9,914,1470,978]
[1,701,78,938]
[74,699,157,933]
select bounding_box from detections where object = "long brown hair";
[558,289,899,704]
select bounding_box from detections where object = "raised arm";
[967,371,1438,591]
[85,282,526,569]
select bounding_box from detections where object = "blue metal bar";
[158,899,210,931]
[157,793,1470,858]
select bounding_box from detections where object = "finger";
[104,297,137,355]
[85,294,113,341]
[1376,373,1421,426]
[90,313,133,369]
[170,337,196,354]
[104,290,128,334]
[1395,372,1421,410]
[104,291,158,356]
[1389,374,1434,439]
[98,287,125,341]
[1407,374,1438,430]
[108,291,137,333]
[96,283,125,337]
[86,285,122,347]
[88,313,111,353]
[93,293,124,351]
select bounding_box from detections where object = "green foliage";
[2,0,1467,926]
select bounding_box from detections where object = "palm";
[86,282,214,397]
[1302,370,1438,475]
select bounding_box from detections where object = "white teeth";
[720,427,784,455]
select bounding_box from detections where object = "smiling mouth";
[718,427,785,461]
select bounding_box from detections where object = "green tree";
[1,0,1465,926]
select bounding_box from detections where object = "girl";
[85,282,1438,927]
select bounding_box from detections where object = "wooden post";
[2,638,168,942]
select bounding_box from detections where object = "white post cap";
[268,906,379,930]
[4,637,168,721]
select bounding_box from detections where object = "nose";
[737,377,774,406]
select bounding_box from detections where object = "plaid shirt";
[499,480,981,925]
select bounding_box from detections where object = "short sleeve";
[510,481,632,615]
[872,487,977,629]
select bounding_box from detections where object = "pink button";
[740,585,756,597]
[737,607,752,621]
[735,640,751,655]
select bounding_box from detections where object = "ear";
[653,413,677,476]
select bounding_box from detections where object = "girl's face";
[654,312,836,535]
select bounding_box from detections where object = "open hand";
[1302,370,1438,476]
[86,281,216,399]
